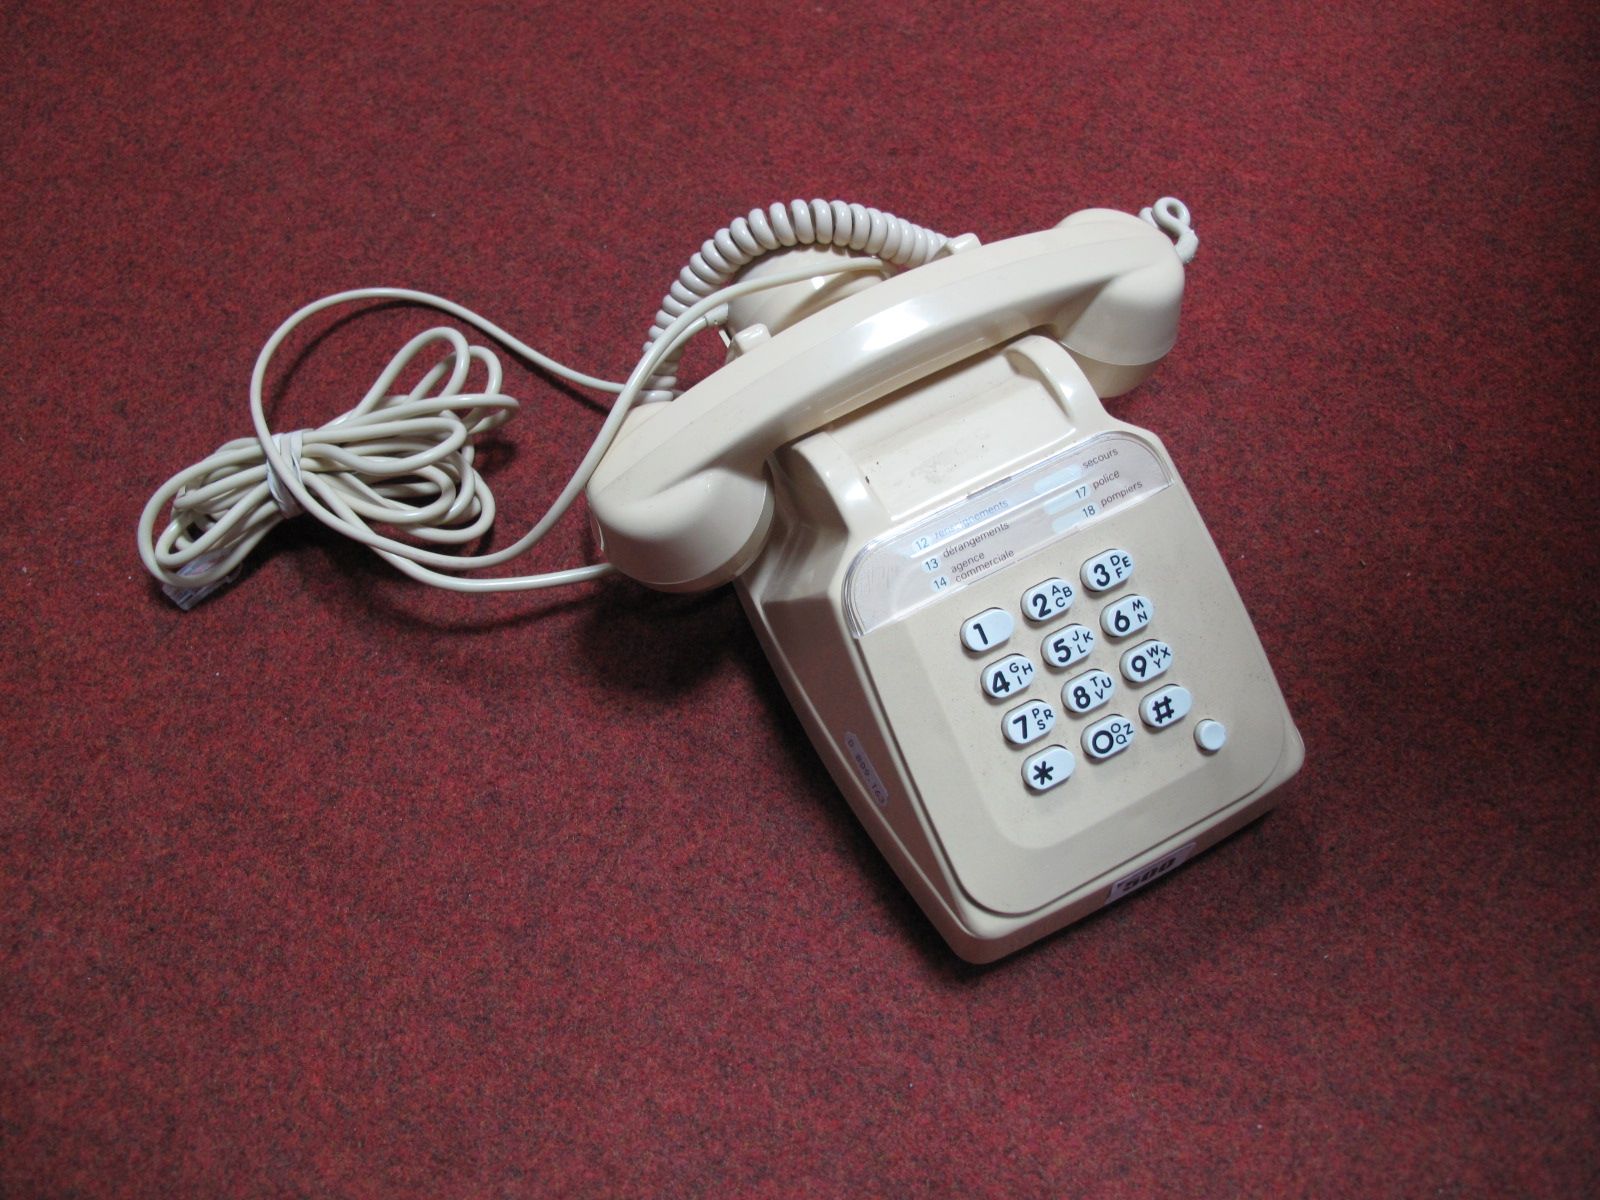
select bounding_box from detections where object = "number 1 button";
[961,607,1014,652]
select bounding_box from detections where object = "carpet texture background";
[2,2,1596,1196]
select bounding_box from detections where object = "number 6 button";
[1101,594,1152,638]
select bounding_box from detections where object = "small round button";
[1195,719,1228,753]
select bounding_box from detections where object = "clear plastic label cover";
[844,432,1170,638]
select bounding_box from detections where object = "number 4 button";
[981,654,1037,698]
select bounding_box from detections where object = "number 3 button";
[981,654,1037,698]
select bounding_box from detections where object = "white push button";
[1102,594,1153,639]
[1082,713,1136,760]
[1003,699,1057,746]
[1061,668,1115,714]
[1021,577,1075,623]
[1195,719,1228,753]
[1041,623,1095,668]
[1022,745,1075,792]
[1120,639,1173,683]
[981,653,1036,698]
[961,607,1014,652]
[1140,685,1193,729]
[1081,548,1134,592]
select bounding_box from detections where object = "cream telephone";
[139,196,1303,962]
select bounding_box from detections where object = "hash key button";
[961,607,1014,652]
[1140,685,1193,730]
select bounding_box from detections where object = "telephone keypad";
[981,654,1036,699]
[961,607,1014,652]
[957,542,1210,790]
[960,544,1209,790]
[1021,578,1075,623]
[1041,623,1095,668]
[1022,745,1075,792]
[1101,594,1153,639]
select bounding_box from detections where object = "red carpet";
[3,2,1596,1195]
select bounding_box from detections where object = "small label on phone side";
[1105,842,1198,905]
[844,732,891,808]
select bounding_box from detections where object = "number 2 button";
[982,654,1036,698]
[1021,578,1075,622]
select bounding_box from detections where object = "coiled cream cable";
[642,200,948,396]
[1139,197,1199,263]
[137,259,889,599]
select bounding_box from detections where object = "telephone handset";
[138,196,1301,962]
[586,208,1184,591]
[591,205,1303,962]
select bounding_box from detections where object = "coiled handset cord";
[137,197,1194,602]
[642,201,949,397]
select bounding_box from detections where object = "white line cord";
[137,260,890,598]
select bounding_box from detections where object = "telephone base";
[734,331,1303,961]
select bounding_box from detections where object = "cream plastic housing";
[586,210,1183,592]
[735,335,1302,961]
